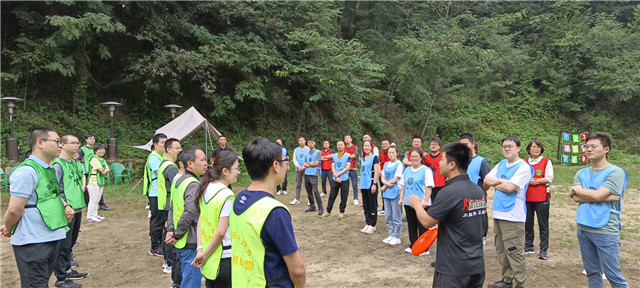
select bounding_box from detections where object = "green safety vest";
[172,175,201,249]
[80,146,94,174]
[199,186,235,280]
[52,157,86,209]
[157,160,177,210]
[12,160,69,234]
[143,152,164,196]
[88,156,107,186]
[230,196,289,287]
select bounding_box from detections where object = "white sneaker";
[148,210,151,219]
[95,215,105,220]
[360,225,370,233]
[378,210,385,216]
[307,200,310,206]
[290,199,300,205]
[320,193,326,197]
[382,236,393,244]
[582,270,607,279]
[419,250,430,256]
[282,190,288,195]
[277,190,282,195]
[389,237,402,246]
[354,199,359,206]
[87,217,102,223]
[482,236,487,246]
[163,266,172,274]
[404,247,412,253]
[364,226,376,234]
[145,204,150,210]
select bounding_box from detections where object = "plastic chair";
[110,163,132,185]
[0,169,8,193]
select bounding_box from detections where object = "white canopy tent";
[133,106,222,156]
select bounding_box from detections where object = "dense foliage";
[2,1,639,164]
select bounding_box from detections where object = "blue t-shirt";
[304,149,321,176]
[9,155,67,246]
[282,147,288,161]
[233,190,298,287]
[294,147,309,168]
[148,152,162,197]
[331,153,351,181]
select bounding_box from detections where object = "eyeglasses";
[502,145,515,150]
[276,159,288,165]
[42,138,62,145]
[583,144,601,149]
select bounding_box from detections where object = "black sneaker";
[305,208,316,213]
[515,285,524,288]
[488,280,513,288]
[68,269,88,280]
[55,279,82,288]
[538,249,548,260]
[430,261,436,268]
[524,246,534,254]
[70,260,79,268]
[100,205,113,211]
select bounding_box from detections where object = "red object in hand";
[412,228,438,256]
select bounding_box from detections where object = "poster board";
[557,131,589,165]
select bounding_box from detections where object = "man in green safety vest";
[230,138,306,287]
[158,138,182,275]
[144,133,168,257]
[78,133,95,207]
[1,127,74,287]
[166,146,208,288]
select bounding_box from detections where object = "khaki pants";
[494,219,527,286]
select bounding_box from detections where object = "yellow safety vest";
[172,175,200,249]
[199,185,235,280]
[157,160,177,210]
[143,152,164,196]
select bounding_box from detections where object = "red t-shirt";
[320,148,334,170]
[425,153,446,188]
[379,149,390,171]
[344,144,358,169]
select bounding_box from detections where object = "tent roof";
[133,106,221,151]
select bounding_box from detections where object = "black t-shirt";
[477,158,491,189]
[211,146,235,159]
[427,174,487,277]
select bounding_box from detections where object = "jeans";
[384,196,402,238]
[577,229,628,288]
[176,248,202,288]
[349,170,358,200]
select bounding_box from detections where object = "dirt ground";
[1,182,638,288]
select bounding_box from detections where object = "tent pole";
[205,121,208,160]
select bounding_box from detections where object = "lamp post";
[1,97,23,162]
[101,101,122,160]
[163,104,183,118]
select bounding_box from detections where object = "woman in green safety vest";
[87,144,110,223]
[191,150,240,288]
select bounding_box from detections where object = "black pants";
[432,270,485,288]
[277,170,288,192]
[525,200,550,251]
[14,240,60,287]
[320,170,333,195]
[162,210,172,265]
[405,205,427,248]
[327,179,349,214]
[169,244,182,287]
[205,257,231,288]
[304,175,323,211]
[149,197,165,251]
[54,212,82,281]
[361,187,378,226]
[431,187,442,203]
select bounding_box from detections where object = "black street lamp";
[1,97,23,162]
[164,104,183,118]
[101,101,122,160]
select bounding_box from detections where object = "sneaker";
[87,217,101,223]
[524,247,534,255]
[145,204,150,210]
[320,213,331,219]
[99,205,113,211]
[73,242,79,247]
[148,210,151,219]
[277,190,282,195]
[382,236,393,244]
[515,285,524,288]
[488,280,513,288]
[354,199,359,206]
[317,210,324,216]
[320,193,326,197]
[430,261,436,268]
[378,210,385,216]
[388,237,401,246]
[55,280,82,288]
[338,213,344,220]
[305,208,316,213]
[68,269,88,279]
[482,236,487,246]
[360,225,370,233]
[149,249,164,257]
[290,199,300,205]
[419,250,430,256]
[163,265,172,274]
[582,269,607,279]
[282,190,288,195]
[538,250,548,260]
[404,247,412,253]
[95,215,105,220]
[364,226,376,234]
[307,200,310,206]
[70,260,79,268]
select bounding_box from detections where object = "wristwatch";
[569,188,577,197]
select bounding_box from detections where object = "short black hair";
[84,133,95,140]
[177,151,188,168]
[526,139,544,155]
[243,137,283,181]
[28,127,57,150]
[308,137,316,142]
[93,144,107,152]
[502,136,521,147]
[587,132,613,152]
[165,138,180,151]
[388,145,399,154]
[443,143,472,172]
[458,133,475,143]
[181,146,201,167]
[153,133,168,145]
[412,135,422,141]
[429,138,442,146]
[381,138,391,143]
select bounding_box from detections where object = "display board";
[557,131,589,165]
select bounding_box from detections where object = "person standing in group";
[158,139,182,275]
[276,139,289,195]
[362,134,379,156]
[403,135,427,166]
[322,141,352,220]
[0,127,74,288]
[524,139,554,261]
[359,140,380,234]
[52,135,89,287]
[166,146,208,288]
[319,140,334,197]
[425,138,446,202]
[230,138,306,287]
[290,136,309,205]
[87,144,109,223]
[78,133,95,207]
[398,148,434,254]
[144,133,168,256]
[459,133,491,245]
[378,138,391,216]
[344,135,359,206]
[407,143,487,288]
[303,138,324,216]
[192,150,240,288]
[210,135,235,163]
[484,136,533,288]
[570,132,629,288]
[380,145,404,245]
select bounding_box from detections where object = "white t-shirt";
[398,165,435,206]
[487,159,532,222]
[203,183,233,258]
